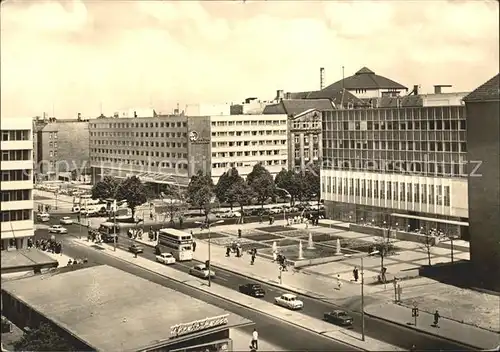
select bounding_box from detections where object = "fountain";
[307,232,315,249]
[272,241,278,253]
[335,238,342,255]
[298,240,305,260]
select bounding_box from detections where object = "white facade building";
[210,114,288,181]
[1,117,34,250]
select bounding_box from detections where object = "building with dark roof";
[463,74,500,290]
[1,265,252,351]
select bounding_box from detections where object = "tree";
[305,165,321,202]
[13,322,73,352]
[275,169,300,205]
[229,176,254,223]
[91,176,119,200]
[373,229,397,282]
[115,176,148,218]
[247,163,275,208]
[187,170,215,219]
[419,230,436,266]
[215,167,240,209]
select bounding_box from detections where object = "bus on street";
[156,228,194,261]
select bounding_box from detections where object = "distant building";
[1,117,34,250]
[463,74,500,290]
[33,115,90,181]
[185,103,231,116]
[1,265,251,351]
[230,97,270,115]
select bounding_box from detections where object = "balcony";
[0,200,33,211]
[1,219,34,235]
[1,160,32,171]
[1,140,32,151]
[0,180,33,191]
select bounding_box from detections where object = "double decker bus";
[157,228,194,261]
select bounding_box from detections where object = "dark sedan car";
[239,283,266,297]
[128,244,144,254]
[323,310,354,327]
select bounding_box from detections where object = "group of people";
[32,238,62,254]
[226,241,243,257]
[272,251,288,271]
[37,204,51,213]
[67,258,88,265]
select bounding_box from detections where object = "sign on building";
[170,314,229,338]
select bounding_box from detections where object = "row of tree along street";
[90,163,321,222]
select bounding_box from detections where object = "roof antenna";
[342,66,345,90]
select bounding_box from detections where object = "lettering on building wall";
[170,314,229,338]
[189,130,210,144]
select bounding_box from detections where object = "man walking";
[433,310,440,328]
[353,266,359,282]
[192,241,197,252]
[251,328,258,350]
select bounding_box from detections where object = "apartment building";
[89,112,288,186]
[33,115,90,180]
[321,101,469,238]
[1,117,34,250]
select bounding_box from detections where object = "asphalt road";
[35,224,356,351]
[37,216,474,351]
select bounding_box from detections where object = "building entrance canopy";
[390,213,468,227]
[114,172,188,187]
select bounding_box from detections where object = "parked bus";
[97,222,120,243]
[156,228,194,261]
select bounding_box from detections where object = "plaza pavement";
[70,237,403,351]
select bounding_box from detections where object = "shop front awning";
[390,213,468,227]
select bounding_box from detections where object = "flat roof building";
[464,74,500,290]
[1,117,34,251]
[1,265,252,351]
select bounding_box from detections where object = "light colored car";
[155,252,176,265]
[274,293,304,310]
[189,264,215,279]
[270,206,285,214]
[48,225,68,234]
[60,216,73,225]
[37,212,50,222]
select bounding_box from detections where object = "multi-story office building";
[89,112,288,186]
[1,117,34,250]
[33,114,90,180]
[464,74,500,289]
[321,97,469,238]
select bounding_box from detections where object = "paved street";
[35,215,479,351]
[34,227,355,351]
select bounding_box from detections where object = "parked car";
[48,225,68,234]
[323,310,354,327]
[189,264,215,279]
[37,213,50,222]
[155,252,176,265]
[128,244,144,254]
[217,210,241,218]
[274,293,304,310]
[60,216,73,225]
[269,206,284,214]
[239,283,265,297]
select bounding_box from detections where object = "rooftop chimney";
[77,112,82,121]
[434,84,452,94]
[276,90,284,101]
[413,85,419,95]
[320,67,325,90]
[134,111,138,118]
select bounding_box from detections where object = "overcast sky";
[1,0,498,118]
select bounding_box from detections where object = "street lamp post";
[361,255,365,341]
[195,219,224,288]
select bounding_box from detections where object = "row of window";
[92,149,187,158]
[322,106,465,121]
[329,141,467,152]
[48,142,58,148]
[47,132,58,139]
[291,121,320,130]
[213,159,286,168]
[91,121,187,129]
[1,170,32,181]
[212,130,286,137]
[323,178,451,206]
[1,130,30,141]
[212,150,284,158]
[91,157,189,169]
[1,150,31,161]
[49,150,58,158]
[212,120,286,127]
[91,140,187,149]
[293,135,320,144]
[329,120,466,131]
[213,140,286,148]
[1,190,31,202]
[294,149,320,159]
[91,131,188,138]
[1,209,32,222]
[323,159,467,177]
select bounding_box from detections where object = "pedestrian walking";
[353,267,359,282]
[226,246,231,257]
[251,328,258,350]
[336,274,342,290]
[433,310,440,328]
[272,250,277,262]
[192,241,197,252]
[238,228,242,238]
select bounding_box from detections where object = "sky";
[1,0,499,118]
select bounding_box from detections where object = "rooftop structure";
[1,265,251,351]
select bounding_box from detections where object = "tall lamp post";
[275,187,291,224]
[195,219,224,287]
[360,254,368,341]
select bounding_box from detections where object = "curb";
[363,309,486,351]
[74,240,367,352]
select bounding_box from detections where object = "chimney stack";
[320,67,325,90]
[77,113,82,121]
[276,90,284,101]
[413,85,419,95]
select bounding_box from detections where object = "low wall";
[349,224,436,246]
[293,255,345,269]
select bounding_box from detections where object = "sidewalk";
[70,237,403,351]
[230,329,283,351]
[365,302,500,350]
